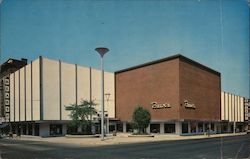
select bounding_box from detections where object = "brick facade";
[115,54,221,122]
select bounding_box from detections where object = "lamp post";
[95,47,109,140]
[105,93,110,134]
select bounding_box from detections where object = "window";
[5,113,9,119]
[164,124,175,133]
[28,124,33,135]
[4,79,9,85]
[116,123,123,132]
[35,124,39,136]
[211,123,215,131]
[198,123,203,133]
[150,124,160,133]
[204,123,209,132]
[190,122,197,133]
[5,86,9,92]
[5,107,9,112]
[22,125,27,135]
[182,123,188,133]
[50,124,62,136]
[5,100,10,106]
[109,125,115,132]
[5,93,9,99]
[126,123,133,133]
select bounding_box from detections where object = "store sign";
[151,102,171,109]
[184,100,196,109]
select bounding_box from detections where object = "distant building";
[221,92,246,133]
[244,98,250,130]
[0,58,27,120]
[0,58,27,79]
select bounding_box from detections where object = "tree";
[132,106,151,134]
[65,100,97,135]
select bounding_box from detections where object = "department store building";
[116,54,221,134]
[0,54,247,136]
[1,57,115,136]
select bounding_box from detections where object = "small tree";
[65,100,97,135]
[132,106,151,134]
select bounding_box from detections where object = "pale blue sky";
[0,0,249,98]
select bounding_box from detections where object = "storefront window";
[12,124,16,134]
[237,124,243,132]
[222,123,228,133]
[35,124,39,136]
[211,123,215,131]
[150,124,160,133]
[164,124,175,133]
[204,123,209,132]
[50,124,62,136]
[116,123,123,132]
[67,124,77,134]
[182,123,188,134]
[95,123,100,134]
[190,122,197,133]
[109,125,115,132]
[28,123,33,135]
[22,124,27,135]
[126,123,133,133]
[198,123,203,133]
[230,125,233,133]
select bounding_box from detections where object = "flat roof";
[115,54,220,76]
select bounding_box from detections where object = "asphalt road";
[0,134,249,159]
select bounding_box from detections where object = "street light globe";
[95,47,109,57]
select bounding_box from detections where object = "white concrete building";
[7,56,115,136]
[221,91,245,133]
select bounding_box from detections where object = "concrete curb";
[128,134,154,137]
[7,132,247,147]
[65,134,100,138]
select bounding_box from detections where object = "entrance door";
[34,124,39,136]
[28,123,32,135]
[49,124,62,136]
[22,124,27,135]
[164,124,175,133]
[182,123,188,134]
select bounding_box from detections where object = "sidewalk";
[10,132,247,147]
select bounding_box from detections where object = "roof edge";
[115,54,220,76]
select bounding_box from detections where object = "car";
[247,130,250,134]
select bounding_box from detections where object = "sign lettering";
[151,102,171,109]
[184,100,196,109]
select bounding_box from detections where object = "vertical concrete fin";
[39,56,43,121]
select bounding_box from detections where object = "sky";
[0,0,249,98]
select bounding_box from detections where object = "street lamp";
[105,93,110,134]
[95,47,109,140]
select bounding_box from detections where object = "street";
[0,134,249,159]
